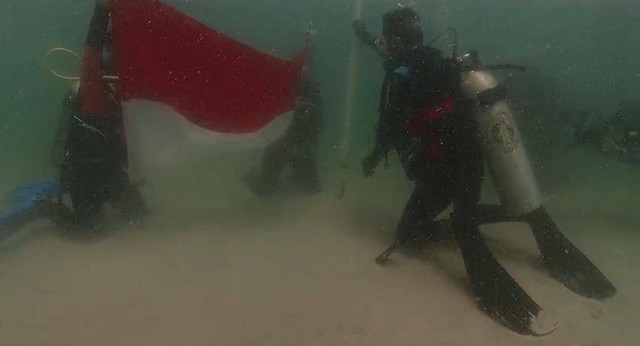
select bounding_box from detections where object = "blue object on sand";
[4,179,59,205]
[0,179,59,237]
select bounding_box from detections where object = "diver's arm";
[352,20,387,57]
[363,77,402,176]
[363,121,395,177]
[363,118,395,175]
[371,109,398,160]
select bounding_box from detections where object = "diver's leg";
[245,138,293,196]
[67,157,112,231]
[64,113,113,230]
[375,181,451,265]
[451,208,553,335]
[450,142,554,335]
[395,181,451,247]
[119,184,147,220]
[110,176,148,222]
[525,207,616,299]
[68,179,104,230]
[290,141,321,194]
[50,200,82,231]
[474,204,520,225]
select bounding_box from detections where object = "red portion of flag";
[108,0,307,134]
[79,45,109,117]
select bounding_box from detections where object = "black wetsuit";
[250,79,323,195]
[56,85,146,227]
[369,46,483,246]
[53,0,147,229]
[355,18,615,333]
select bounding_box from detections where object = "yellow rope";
[44,47,118,81]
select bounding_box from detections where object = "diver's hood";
[382,8,424,47]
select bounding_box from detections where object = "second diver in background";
[245,41,323,197]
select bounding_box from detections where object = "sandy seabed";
[0,149,638,346]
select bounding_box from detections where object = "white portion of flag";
[123,100,293,177]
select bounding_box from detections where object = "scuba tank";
[428,28,543,217]
[461,67,542,216]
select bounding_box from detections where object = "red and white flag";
[80,0,307,175]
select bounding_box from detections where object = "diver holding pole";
[352,8,615,335]
[1,0,147,237]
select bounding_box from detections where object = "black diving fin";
[525,207,617,300]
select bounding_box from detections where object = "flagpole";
[336,0,362,199]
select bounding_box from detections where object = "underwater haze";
[1,0,639,345]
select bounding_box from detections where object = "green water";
[0,1,639,344]
[2,1,637,188]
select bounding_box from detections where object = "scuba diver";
[570,103,640,164]
[1,1,146,238]
[353,8,616,335]
[244,44,323,196]
[53,2,147,230]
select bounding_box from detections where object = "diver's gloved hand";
[362,154,380,177]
